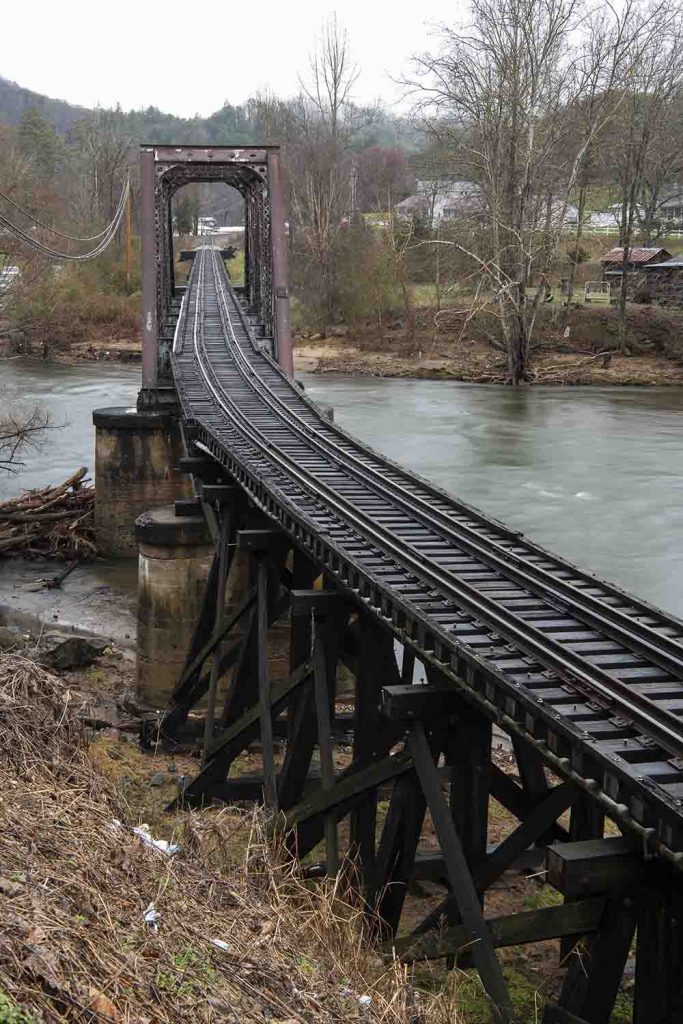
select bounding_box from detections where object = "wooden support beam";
[547,893,636,1024]
[237,528,284,552]
[282,752,414,835]
[410,847,544,883]
[179,454,222,479]
[475,782,577,892]
[162,554,221,732]
[174,497,202,517]
[407,721,514,1024]
[350,619,402,889]
[312,615,339,874]
[202,511,232,765]
[390,898,606,964]
[278,569,346,810]
[277,678,315,810]
[513,737,550,803]
[199,483,241,507]
[401,647,416,684]
[447,693,492,873]
[171,659,313,808]
[290,589,346,616]
[381,680,456,722]
[546,838,642,898]
[443,686,492,967]
[257,555,277,812]
[413,781,577,941]
[220,566,289,728]
[491,765,569,843]
[633,876,683,1023]
[373,768,427,934]
[561,794,606,958]
[173,588,257,704]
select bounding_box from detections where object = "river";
[2,358,682,617]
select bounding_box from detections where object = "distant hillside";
[0,77,89,132]
[0,75,415,150]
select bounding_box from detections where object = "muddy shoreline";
[5,330,683,386]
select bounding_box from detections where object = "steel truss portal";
[139,144,292,402]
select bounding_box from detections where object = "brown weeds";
[0,654,443,1024]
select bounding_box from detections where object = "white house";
[395,180,482,226]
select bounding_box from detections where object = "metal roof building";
[600,246,672,277]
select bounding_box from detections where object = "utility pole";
[350,159,358,217]
[125,189,132,293]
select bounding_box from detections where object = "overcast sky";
[3,1,460,117]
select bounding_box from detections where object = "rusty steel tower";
[138,144,292,406]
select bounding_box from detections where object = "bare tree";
[406,0,653,382]
[355,146,413,212]
[605,24,683,345]
[0,400,50,473]
[636,123,683,243]
[288,17,377,329]
[563,2,647,303]
[69,106,134,224]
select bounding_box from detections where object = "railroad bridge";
[101,146,683,1024]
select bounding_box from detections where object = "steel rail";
[208,250,683,680]
[223,263,683,643]
[182,248,683,760]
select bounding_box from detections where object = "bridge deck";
[172,246,683,863]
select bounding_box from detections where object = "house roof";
[644,253,683,269]
[600,246,671,265]
[395,195,429,211]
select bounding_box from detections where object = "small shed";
[637,252,683,306]
[600,246,672,279]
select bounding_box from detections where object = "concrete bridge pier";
[92,406,191,557]
[135,505,213,707]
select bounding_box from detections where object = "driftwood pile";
[0,467,96,560]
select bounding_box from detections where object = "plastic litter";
[143,902,161,932]
[210,938,230,951]
[358,995,372,1007]
[133,824,180,856]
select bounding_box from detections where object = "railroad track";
[173,246,683,861]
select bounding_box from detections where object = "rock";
[167,762,177,774]
[149,772,165,787]
[38,632,107,670]
[0,626,28,650]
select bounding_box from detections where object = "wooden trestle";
[146,452,683,1024]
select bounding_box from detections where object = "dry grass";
[0,654,462,1024]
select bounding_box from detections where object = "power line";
[0,181,130,261]
[0,189,116,242]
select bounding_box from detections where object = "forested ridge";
[0,74,410,148]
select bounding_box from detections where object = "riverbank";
[294,303,683,385]
[7,299,683,384]
[295,336,683,385]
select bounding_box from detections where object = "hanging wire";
[0,189,117,242]
[0,179,130,261]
